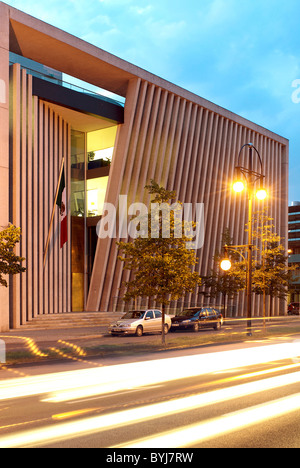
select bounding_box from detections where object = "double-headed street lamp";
[221,143,267,336]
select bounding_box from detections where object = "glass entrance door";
[71,130,86,311]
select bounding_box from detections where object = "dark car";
[171,307,223,332]
[287,302,300,315]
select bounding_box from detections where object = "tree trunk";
[269,293,273,318]
[222,292,227,319]
[162,302,166,346]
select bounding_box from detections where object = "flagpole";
[43,157,65,268]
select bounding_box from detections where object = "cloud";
[130,5,152,15]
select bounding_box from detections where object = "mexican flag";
[56,166,68,248]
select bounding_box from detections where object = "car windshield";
[121,311,145,319]
[177,309,200,317]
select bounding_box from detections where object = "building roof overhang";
[32,76,124,125]
[1,2,289,145]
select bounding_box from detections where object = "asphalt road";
[0,336,299,449]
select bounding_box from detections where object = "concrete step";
[20,312,123,329]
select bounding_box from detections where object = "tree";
[201,228,246,317]
[0,225,26,287]
[251,211,299,317]
[117,180,201,344]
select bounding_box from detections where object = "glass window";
[71,130,86,312]
[146,311,154,319]
[87,177,109,217]
[87,127,117,166]
[122,311,144,319]
[70,124,118,310]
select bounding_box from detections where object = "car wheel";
[214,321,221,330]
[135,325,143,337]
[192,322,199,332]
[163,324,169,335]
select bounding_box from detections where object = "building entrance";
[70,126,118,311]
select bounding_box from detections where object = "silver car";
[108,309,172,337]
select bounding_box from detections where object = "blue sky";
[7,0,300,202]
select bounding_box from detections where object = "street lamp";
[232,143,267,336]
[220,258,232,271]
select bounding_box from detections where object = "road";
[0,335,299,450]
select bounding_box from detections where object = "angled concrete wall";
[87,77,289,316]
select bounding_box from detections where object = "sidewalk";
[0,325,108,353]
[0,312,121,363]
[0,313,299,366]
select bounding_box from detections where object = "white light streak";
[119,393,300,448]
[1,369,300,447]
[0,342,299,403]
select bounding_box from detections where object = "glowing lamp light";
[220,259,232,271]
[233,181,245,193]
[256,188,267,201]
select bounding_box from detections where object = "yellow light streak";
[0,365,27,378]
[194,362,300,390]
[0,335,48,358]
[118,393,300,448]
[52,408,98,421]
[1,370,300,448]
[0,342,299,403]
[49,347,88,364]
[219,362,300,383]
[57,341,87,357]
[43,342,300,403]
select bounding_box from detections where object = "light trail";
[0,342,299,403]
[117,393,300,448]
[43,341,300,403]
[0,368,300,448]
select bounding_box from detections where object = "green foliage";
[251,211,299,315]
[117,180,201,306]
[203,212,299,317]
[201,228,246,297]
[0,225,26,287]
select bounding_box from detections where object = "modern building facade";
[0,2,289,331]
[288,202,300,302]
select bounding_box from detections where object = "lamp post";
[220,243,248,327]
[232,143,267,336]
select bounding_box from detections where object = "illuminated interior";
[70,120,119,311]
[86,126,117,217]
[87,177,109,217]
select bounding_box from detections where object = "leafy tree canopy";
[0,225,26,287]
[117,180,201,305]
